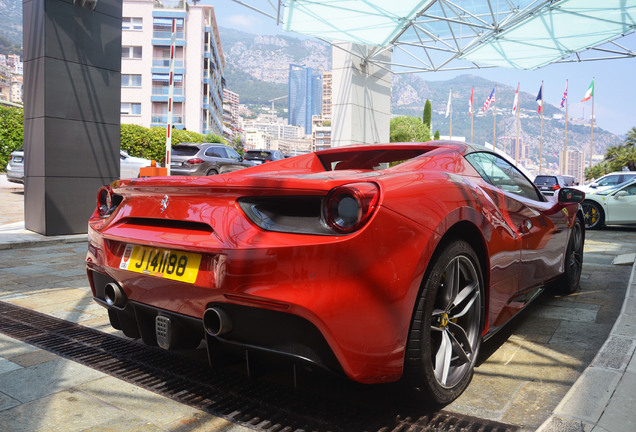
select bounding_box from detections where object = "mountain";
[0,0,22,48]
[218,27,331,105]
[217,27,623,163]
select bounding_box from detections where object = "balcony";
[151,115,184,124]
[152,58,184,68]
[152,86,184,96]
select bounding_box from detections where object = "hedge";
[0,108,227,171]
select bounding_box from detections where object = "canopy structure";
[234,0,636,72]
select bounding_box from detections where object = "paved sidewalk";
[1,174,635,431]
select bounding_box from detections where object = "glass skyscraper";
[288,64,322,135]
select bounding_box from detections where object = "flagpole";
[539,81,544,175]
[470,87,474,144]
[564,79,568,175]
[493,85,497,150]
[515,83,520,165]
[450,88,453,139]
[590,79,595,169]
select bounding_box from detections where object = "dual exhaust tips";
[104,282,231,337]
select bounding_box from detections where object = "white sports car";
[582,179,636,229]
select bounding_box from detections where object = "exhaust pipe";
[203,307,232,336]
[104,282,126,308]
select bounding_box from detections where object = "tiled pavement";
[0,174,635,432]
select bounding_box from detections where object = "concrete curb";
[537,259,636,432]
[0,221,87,250]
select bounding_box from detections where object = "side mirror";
[614,190,628,198]
[558,187,585,204]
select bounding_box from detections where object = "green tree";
[585,161,611,181]
[203,133,225,144]
[390,116,431,143]
[434,130,440,140]
[0,106,24,171]
[422,100,432,132]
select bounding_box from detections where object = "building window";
[121,103,141,115]
[153,18,184,39]
[122,17,143,31]
[122,74,142,87]
[122,46,143,59]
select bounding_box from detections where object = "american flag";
[482,88,495,112]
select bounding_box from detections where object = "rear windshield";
[245,151,271,159]
[318,149,428,171]
[534,176,557,186]
[172,145,200,156]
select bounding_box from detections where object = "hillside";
[217,27,622,160]
[0,0,22,48]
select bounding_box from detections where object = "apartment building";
[121,0,225,135]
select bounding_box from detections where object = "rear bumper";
[86,208,434,384]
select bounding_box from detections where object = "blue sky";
[204,1,636,137]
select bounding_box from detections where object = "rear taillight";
[552,184,561,190]
[186,158,204,164]
[324,183,380,234]
[96,186,122,218]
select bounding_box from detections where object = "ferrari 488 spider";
[86,141,585,404]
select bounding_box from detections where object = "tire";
[582,200,604,229]
[404,240,484,406]
[555,217,584,295]
[206,169,218,176]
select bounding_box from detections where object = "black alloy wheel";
[557,217,584,294]
[206,168,218,176]
[405,240,484,405]
[582,200,604,229]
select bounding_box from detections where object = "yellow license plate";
[119,245,202,284]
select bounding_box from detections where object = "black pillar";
[23,0,121,235]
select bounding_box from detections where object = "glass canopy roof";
[236,0,636,72]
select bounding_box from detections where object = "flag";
[512,84,519,114]
[469,87,473,116]
[560,81,568,108]
[581,79,594,102]
[445,89,451,118]
[482,88,495,112]
[536,84,543,113]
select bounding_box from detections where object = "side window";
[598,175,620,187]
[227,148,240,159]
[204,147,222,158]
[465,152,542,201]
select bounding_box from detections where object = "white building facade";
[121,0,225,135]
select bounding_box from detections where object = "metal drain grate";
[0,301,519,432]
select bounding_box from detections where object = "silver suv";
[170,143,255,176]
[6,149,24,184]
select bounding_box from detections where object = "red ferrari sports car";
[86,141,585,404]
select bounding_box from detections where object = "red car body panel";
[86,142,582,383]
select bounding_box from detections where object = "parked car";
[5,149,147,183]
[533,174,576,196]
[120,150,154,179]
[576,171,636,194]
[86,141,585,405]
[170,143,254,176]
[6,149,24,184]
[244,149,285,165]
[582,179,636,229]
